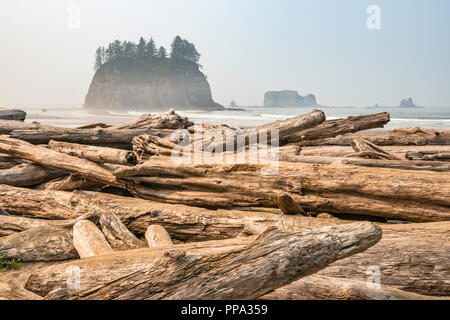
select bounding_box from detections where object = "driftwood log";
[287,112,390,143]
[25,222,381,300]
[0,213,98,262]
[342,158,450,172]
[405,151,450,162]
[0,136,119,186]
[349,138,400,160]
[109,110,193,130]
[115,159,450,222]
[99,213,146,250]
[8,128,172,149]
[38,174,103,191]
[73,220,113,258]
[0,109,26,121]
[0,154,22,170]
[0,120,56,134]
[260,275,446,300]
[0,163,64,187]
[48,140,138,165]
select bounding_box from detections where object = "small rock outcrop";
[263,90,318,107]
[399,98,418,108]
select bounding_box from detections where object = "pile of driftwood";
[0,108,449,300]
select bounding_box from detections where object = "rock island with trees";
[85,36,223,111]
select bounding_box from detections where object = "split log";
[0,185,345,241]
[110,110,193,130]
[48,140,138,165]
[0,163,64,187]
[349,138,400,160]
[0,109,26,121]
[0,136,119,186]
[73,220,113,258]
[0,213,98,261]
[342,158,450,172]
[99,213,146,250]
[405,151,450,162]
[318,221,450,296]
[288,112,390,144]
[132,134,179,162]
[8,128,172,149]
[28,222,382,300]
[145,225,173,248]
[260,275,445,300]
[116,159,450,222]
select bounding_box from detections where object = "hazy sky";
[1,0,449,108]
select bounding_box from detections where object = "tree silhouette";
[158,46,167,58]
[94,47,104,71]
[146,38,157,57]
[137,37,146,58]
[170,35,200,64]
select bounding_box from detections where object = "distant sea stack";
[263,90,318,107]
[85,36,223,111]
[399,97,419,108]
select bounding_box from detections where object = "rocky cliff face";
[85,57,223,111]
[263,90,318,107]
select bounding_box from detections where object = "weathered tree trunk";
[132,134,179,162]
[405,151,450,162]
[0,213,98,261]
[99,213,146,250]
[25,236,257,298]
[0,120,56,134]
[317,221,450,296]
[0,185,345,241]
[300,131,450,146]
[73,220,113,258]
[27,222,382,300]
[114,159,450,222]
[0,163,65,187]
[0,109,26,121]
[0,136,119,186]
[0,154,22,170]
[8,128,172,148]
[260,275,446,300]
[48,140,138,165]
[287,112,390,143]
[342,158,450,172]
[110,110,193,130]
[349,138,400,160]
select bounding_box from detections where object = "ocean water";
[23,105,450,130]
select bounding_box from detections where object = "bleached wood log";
[28,222,382,300]
[349,138,400,160]
[0,136,119,186]
[99,213,146,250]
[318,221,450,296]
[0,185,345,241]
[8,128,172,149]
[0,163,64,187]
[145,225,173,248]
[0,213,98,261]
[73,220,113,258]
[110,110,193,130]
[405,151,450,162]
[260,275,446,300]
[0,109,26,121]
[342,158,450,172]
[115,159,450,222]
[48,140,138,165]
[287,112,390,143]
